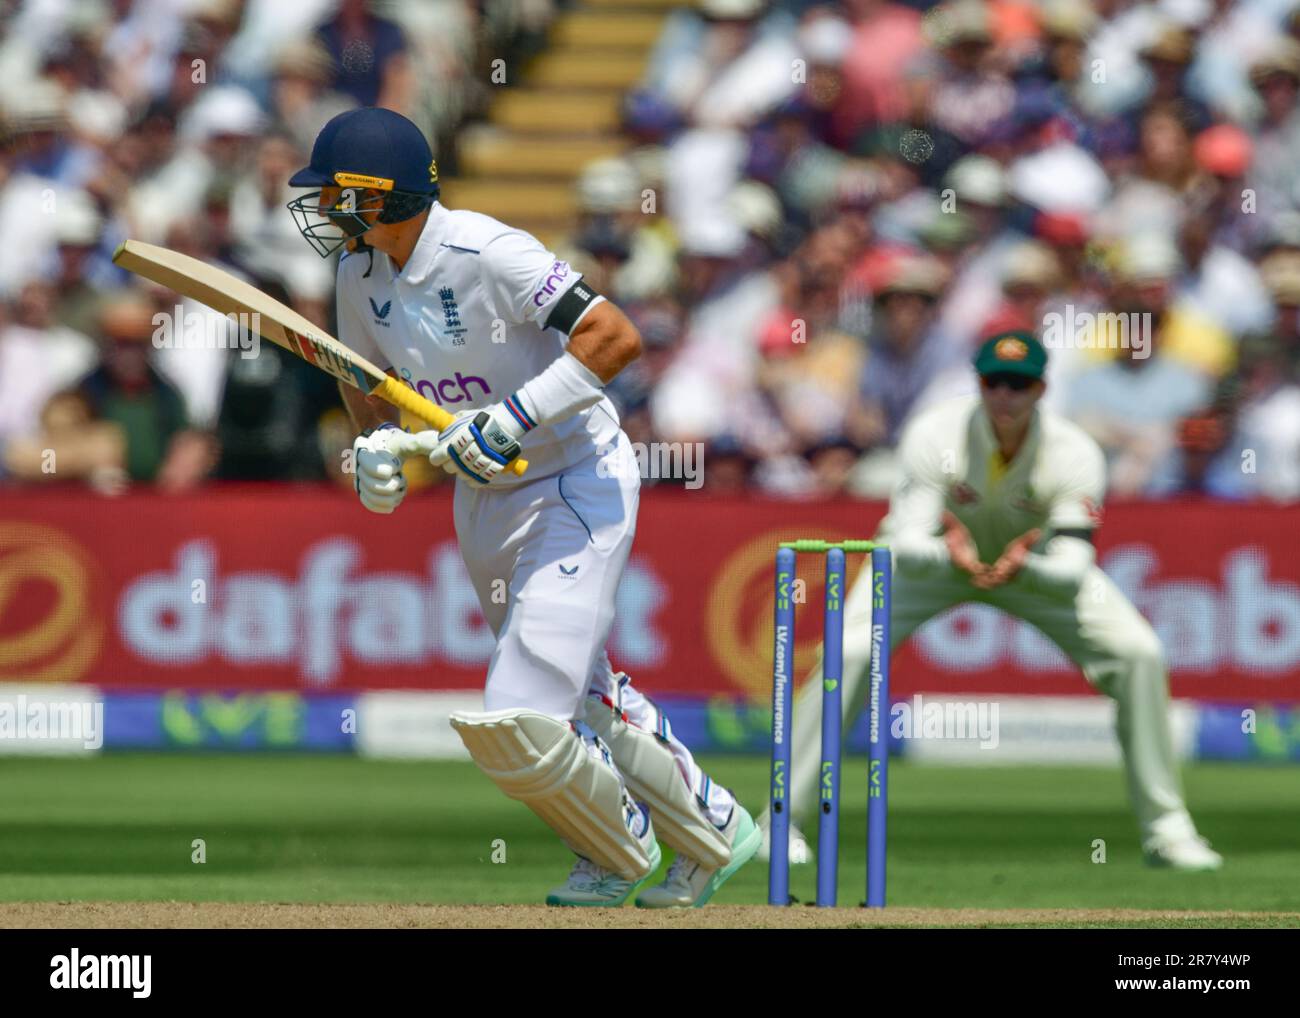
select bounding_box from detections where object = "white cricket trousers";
[453,432,733,825]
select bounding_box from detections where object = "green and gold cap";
[972,330,1048,379]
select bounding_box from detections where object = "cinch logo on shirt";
[399,370,492,406]
[532,260,571,307]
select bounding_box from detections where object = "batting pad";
[584,700,732,871]
[449,708,656,880]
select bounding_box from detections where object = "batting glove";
[427,403,527,487]
[353,423,437,514]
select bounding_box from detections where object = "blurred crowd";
[589,0,1300,500]
[4,0,1300,501]
[0,0,554,492]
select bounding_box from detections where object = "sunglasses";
[980,373,1037,392]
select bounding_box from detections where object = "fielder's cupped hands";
[941,511,986,579]
[941,511,1040,590]
[971,527,1042,590]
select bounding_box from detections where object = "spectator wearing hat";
[562,157,678,304]
[650,207,783,447]
[931,155,1025,351]
[1066,239,1216,495]
[1246,40,1300,221]
[1259,251,1300,380]
[795,8,855,151]
[988,241,1065,341]
[1131,26,1211,133]
[51,191,112,340]
[0,282,97,450]
[749,226,867,462]
[126,85,266,244]
[1095,102,1200,244]
[847,254,954,448]
[1176,182,1272,339]
[67,294,214,489]
[229,133,336,310]
[1227,335,1300,501]
[268,38,356,156]
[907,0,1016,150]
[1034,0,1099,101]
[1148,334,1300,501]
[1090,231,1234,377]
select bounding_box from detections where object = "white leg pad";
[450,708,655,881]
[584,700,732,871]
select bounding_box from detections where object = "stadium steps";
[444,3,668,240]
[549,11,667,49]
[526,49,649,89]
[487,89,624,133]
[582,0,680,9]
[459,128,627,178]
[439,179,577,222]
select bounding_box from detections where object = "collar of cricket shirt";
[973,400,1043,473]
[398,201,449,287]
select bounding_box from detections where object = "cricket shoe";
[1143,834,1223,871]
[754,809,813,865]
[546,805,662,907]
[635,803,762,908]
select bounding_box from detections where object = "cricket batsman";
[288,108,760,905]
[758,331,1223,871]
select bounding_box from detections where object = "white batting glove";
[353,424,437,514]
[427,403,526,487]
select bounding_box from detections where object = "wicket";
[769,539,891,908]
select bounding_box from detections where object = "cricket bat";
[111,239,528,474]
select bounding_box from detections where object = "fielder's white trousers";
[786,558,1195,842]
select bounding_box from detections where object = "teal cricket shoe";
[545,839,663,907]
[635,803,762,908]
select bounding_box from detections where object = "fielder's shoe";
[635,803,762,908]
[754,809,813,865]
[545,839,663,907]
[1144,834,1223,871]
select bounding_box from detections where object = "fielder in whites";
[289,108,760,906]
[759,331,1222,872]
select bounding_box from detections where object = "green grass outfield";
[0,754,1295,922]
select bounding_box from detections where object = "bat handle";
[372,376,529,476]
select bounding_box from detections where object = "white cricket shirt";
[335,202,618,485]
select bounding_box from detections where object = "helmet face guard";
[286,184,436,257]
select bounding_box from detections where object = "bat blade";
[113,239,380,393]
[112,240,528,474]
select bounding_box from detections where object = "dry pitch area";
[3,904,1297,929]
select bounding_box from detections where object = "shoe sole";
[635,808,764,909]
[546,841,663,907]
